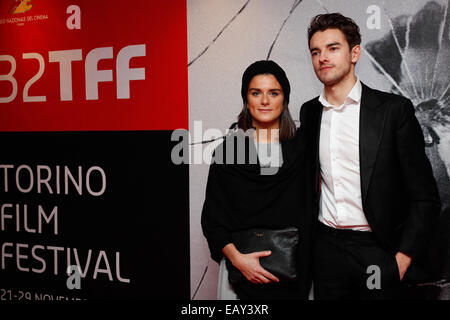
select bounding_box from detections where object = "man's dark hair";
[307,13,361,49]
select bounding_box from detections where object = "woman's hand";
[222,244,279,284]
[233,251,280,284]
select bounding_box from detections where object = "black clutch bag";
[225,227,299,285]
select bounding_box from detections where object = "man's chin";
[318,77,339,86]
[315,71,336,85]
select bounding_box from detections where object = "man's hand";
[395,251,412,281]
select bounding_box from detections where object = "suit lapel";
[313,99,323,196]
[359,83,387,203]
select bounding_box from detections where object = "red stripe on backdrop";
[0,0,188,131]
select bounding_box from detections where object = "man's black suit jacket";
[299,83,441,278]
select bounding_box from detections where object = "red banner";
[0,0,188,131]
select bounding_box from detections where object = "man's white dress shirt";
[318,78,371,231]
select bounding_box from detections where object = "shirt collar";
[319,78,362,109]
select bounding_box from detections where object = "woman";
[201,60,313,300]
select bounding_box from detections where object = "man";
[300,13,441,299]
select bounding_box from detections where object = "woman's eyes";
[251,91,279,96]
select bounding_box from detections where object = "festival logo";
[0,0,46,27]
[9,0,33,15]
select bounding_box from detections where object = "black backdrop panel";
[0,131,189,300]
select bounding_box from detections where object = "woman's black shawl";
[201,127,313,299]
